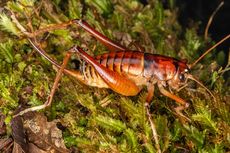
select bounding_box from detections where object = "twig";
[10,10,73,38]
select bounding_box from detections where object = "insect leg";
[17,18,127,52]
[128,41,145,52]
[157,82,190,122]
[14,47,75,117]
[146,85,155,103]
[144,85,161,152]
[28,39,88,85]
[73,19,127,52]
[74,46,140,96]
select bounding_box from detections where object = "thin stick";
[10,11,73,37]
[204,1,224,40]
[28,20,73,37]
[189,34,230,68]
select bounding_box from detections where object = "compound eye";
[179,73,185,82]
[184,69,189,73]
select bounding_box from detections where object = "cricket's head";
[167,60,190,89]
[168,34,229,101]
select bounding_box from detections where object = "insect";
[11,17,228,153]
[15,19,229,120]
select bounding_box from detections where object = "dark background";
[141,0,229,82]
[142,0,229,65]
[176,0,229,51]
[176,0,230,79]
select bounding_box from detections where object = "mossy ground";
[0,0,229,152]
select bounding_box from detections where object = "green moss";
[0,0,229,152]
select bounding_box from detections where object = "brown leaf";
[11,116,28,153]
[0,112,6,135]
[28,143,47,153]
[23,112,69,153]
[12,142,24,153]
[0,138,13,152]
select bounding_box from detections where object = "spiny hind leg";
[157,82,190,122]
[14,46,76,117]
[13,15,127,52]
[31,19,127,52]
[32,19,128,52]
[72,19,127,52]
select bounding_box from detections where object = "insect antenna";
[204,1,224,40]
[187,74,216,102]
[189,34,230,68]
[188,34,230,101]
[186,33,229,102]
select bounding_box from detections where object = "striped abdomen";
[80,51,181,88]
[81,51,147,88]
[95,51,144,76]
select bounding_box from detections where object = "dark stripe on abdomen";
[121,51,132,73]
[107,52,116,71]
[113,51,125,73]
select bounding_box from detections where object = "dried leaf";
[0,138,13,152]
[23,112,69,153]
[11,116,28,153]
[0,112,6,135]
[12,142,24,153]
[28,143,47,153]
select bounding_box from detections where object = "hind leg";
[14,46,76,117]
